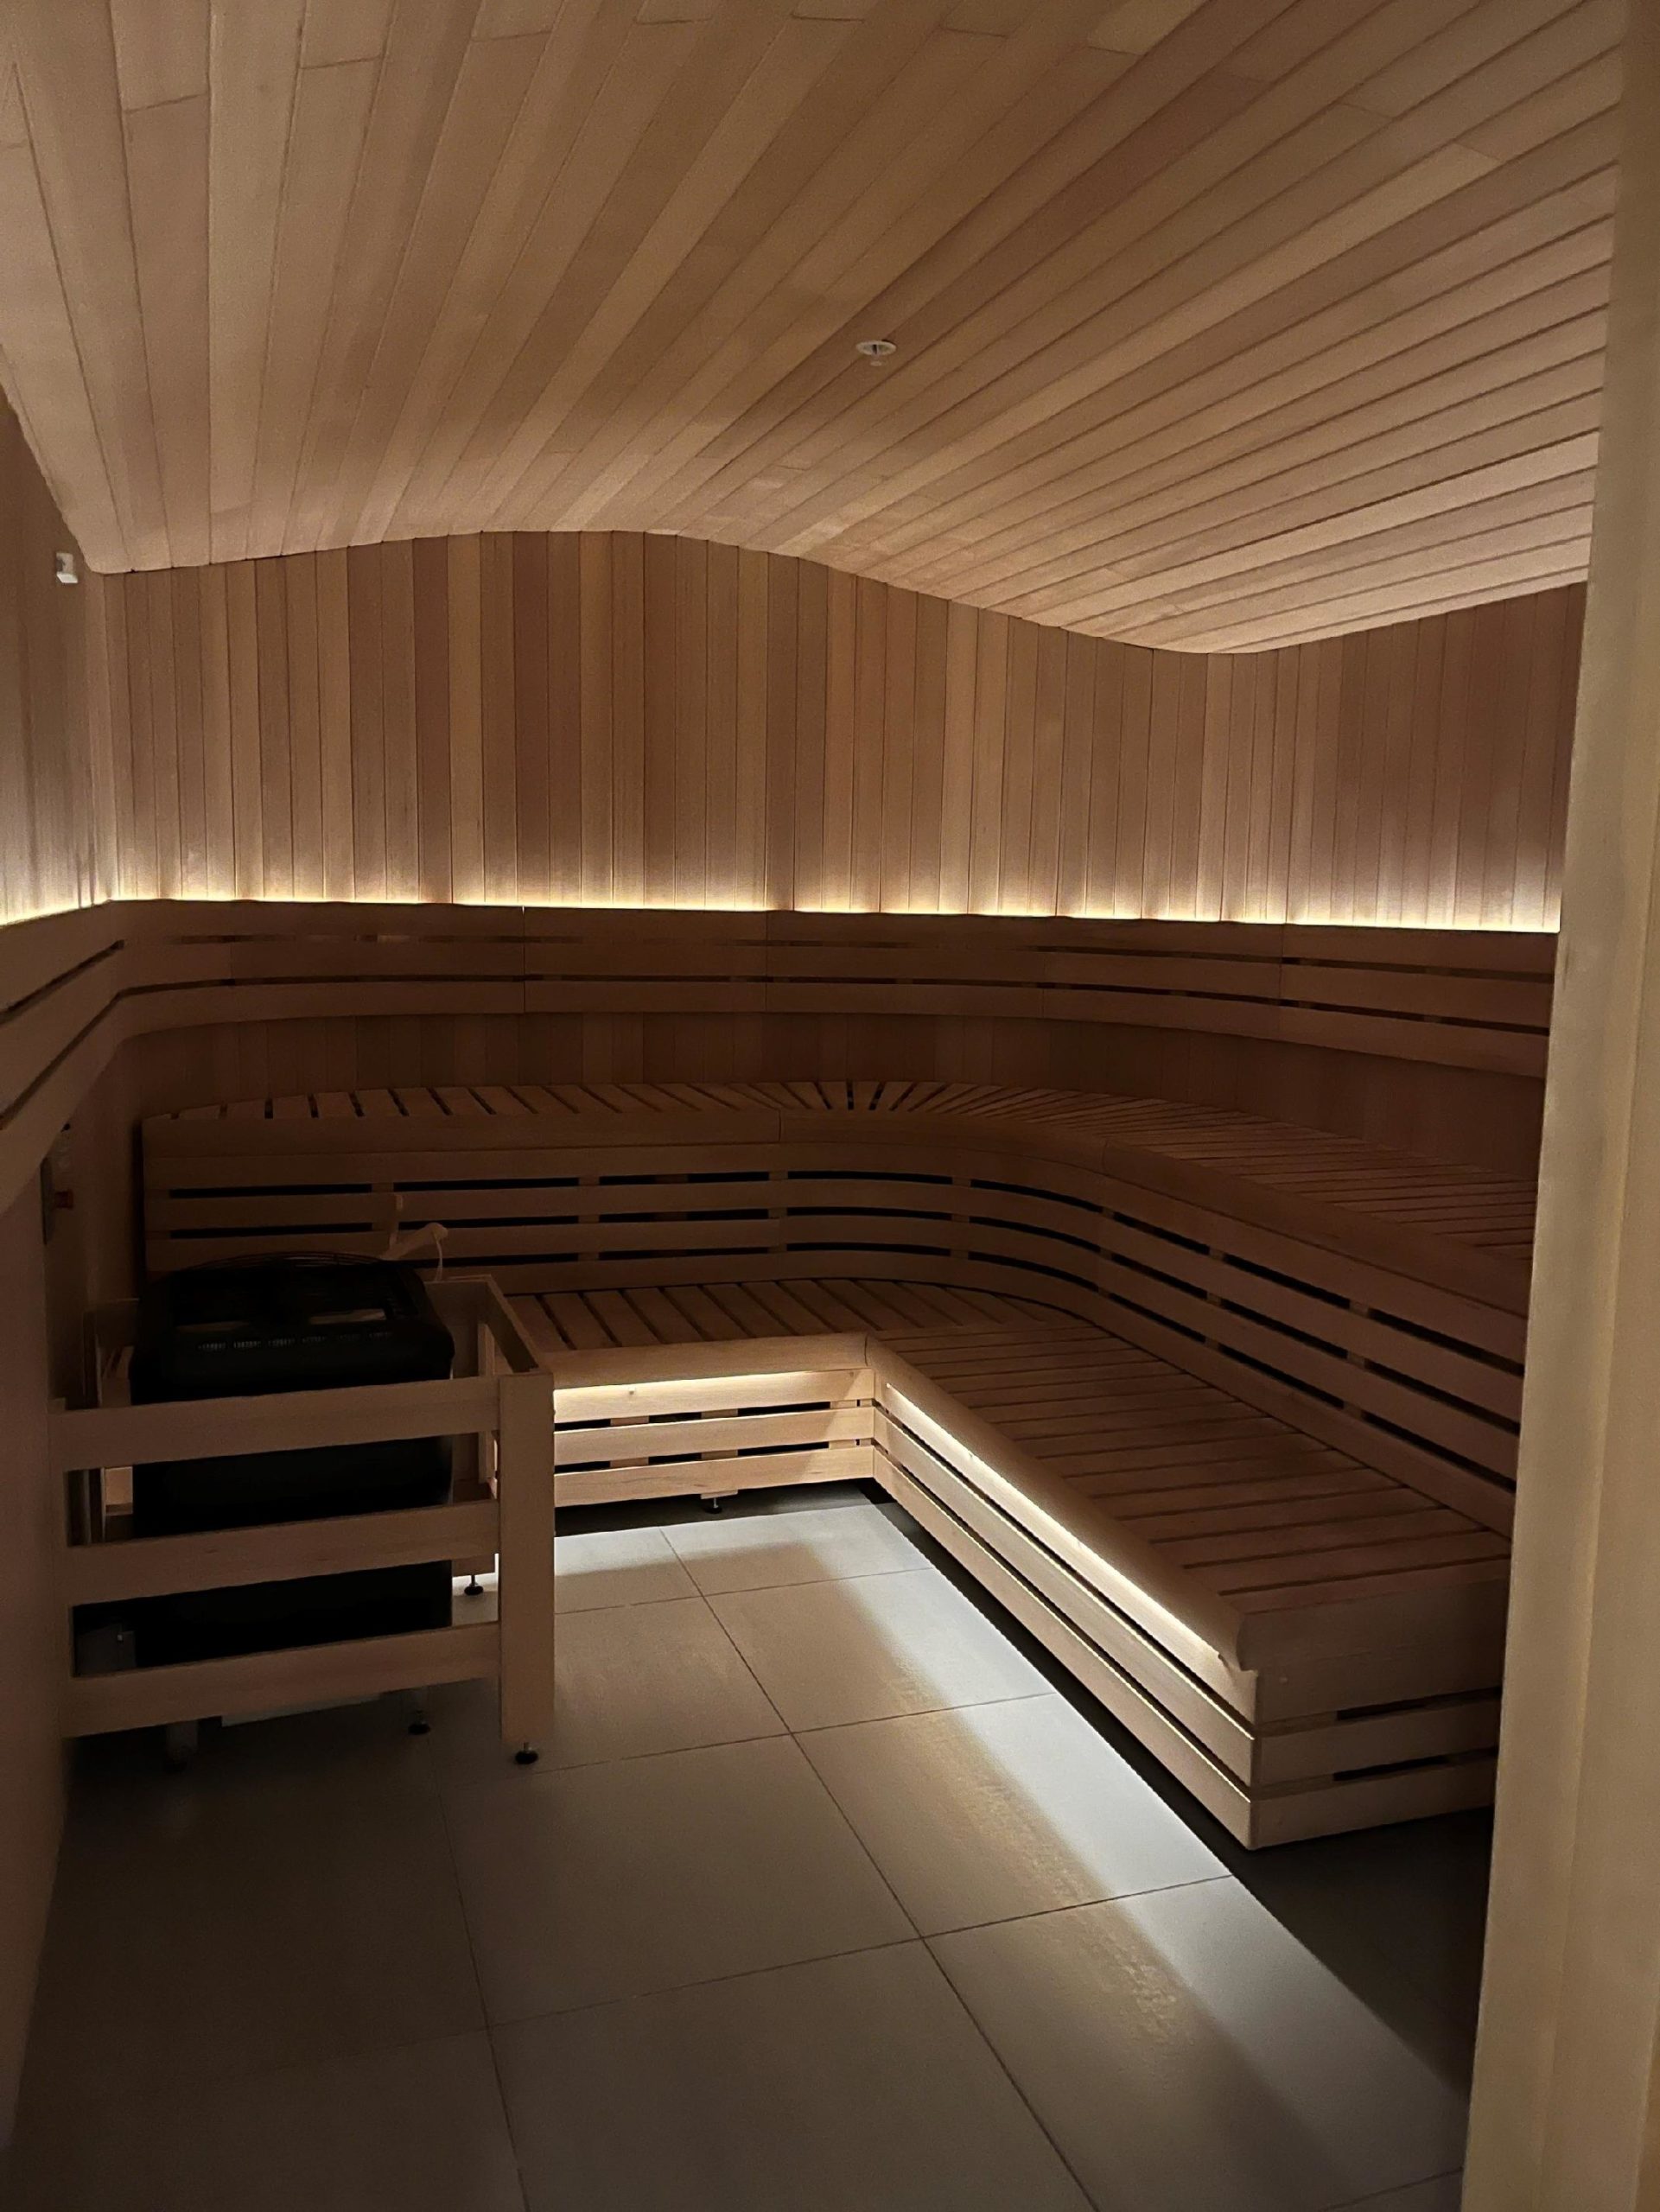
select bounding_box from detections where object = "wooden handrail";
[62,1498,500,1606]
[55,1280,555,1755]
[51,1376,502,1474]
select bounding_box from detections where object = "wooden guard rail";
[53,1279,555,1749]
[0,899,1555,1216]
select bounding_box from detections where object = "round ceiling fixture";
[855,338,897,361]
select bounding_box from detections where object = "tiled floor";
[8,1485,1481,2212]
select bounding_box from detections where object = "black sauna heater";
[126,1256,455,1668]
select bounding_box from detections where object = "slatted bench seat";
[512,1276,1507,1850]
[150,1078,1537,1263]
[517,1272,1058,1352]
[143,1079,1533,1535]
[138,1061,1528,1842]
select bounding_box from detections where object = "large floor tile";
[709,1567,1046,1730]
[548,1594,785,1767]
[933,1882,1468,2212]
[494,1942,1088,2212]
[18,1703,481,2104]
[556,1523,698,1611]
[446,1734,912,2020]
[8,2032,525,2212]
[665,1498,925,1594]
[423,1595,784,1783]
[1235,1812,1491,2084]
[800,1692,1224,1933]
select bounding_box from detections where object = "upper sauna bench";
[143,1078,1531,1530]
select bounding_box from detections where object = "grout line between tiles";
[429,1763,534,2212]
[1317,2172,1463,2211]
[558,1554,926,1607]
[482,1933,923,2035]
[540,1582,793,1771]
[778,1725,925,1944]
[431,1683,1059,1786]
[554,1586,700,1614]
[790,1687,1056,1748]
[529,1719,793,1779]
[706,1558,941,1598]
[676,1556,925,1599]
[690,1580,796,1740]
[557,1529,932,1602]
[894,1868,1233,1946]
[732,1681,1058,1735]
[913,1929,1104,2210]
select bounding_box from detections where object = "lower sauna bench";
[517,1279,1510,1851]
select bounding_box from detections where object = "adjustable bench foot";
[463,1576,484,1596]
[514,1744,539,1766]
[700,1495,725,1513]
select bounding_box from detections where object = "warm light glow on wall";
[111,890,1556,933]
[85,541,1581,935]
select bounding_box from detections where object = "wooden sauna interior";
[0,0,1631,2188]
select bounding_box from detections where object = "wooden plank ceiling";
[0,0,1621,651]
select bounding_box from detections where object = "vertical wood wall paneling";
[768,548,805,912]
[1084,637,1120,916]
[0,398,100,920]
[0,391,104,2145]
[315,548,353,900]
[612,531,646,910]
[92,534,1583,927]
[512,529,550,906]
[480,532,517,906]
[344,547,383,899]
[253,557,290,899]
[447,533,484,906]
[380,540,418,904]
[576,532,610,905]
[283,555,321,902]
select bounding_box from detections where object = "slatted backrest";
[0,900,1555,1220]
[142,1082,1530,1533]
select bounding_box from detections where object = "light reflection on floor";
[7,1484,1478,2212]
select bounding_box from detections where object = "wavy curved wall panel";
[90,536,1583,929]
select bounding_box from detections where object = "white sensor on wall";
[54,550,79,584]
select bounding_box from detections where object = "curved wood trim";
[0,899,1555,1220]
